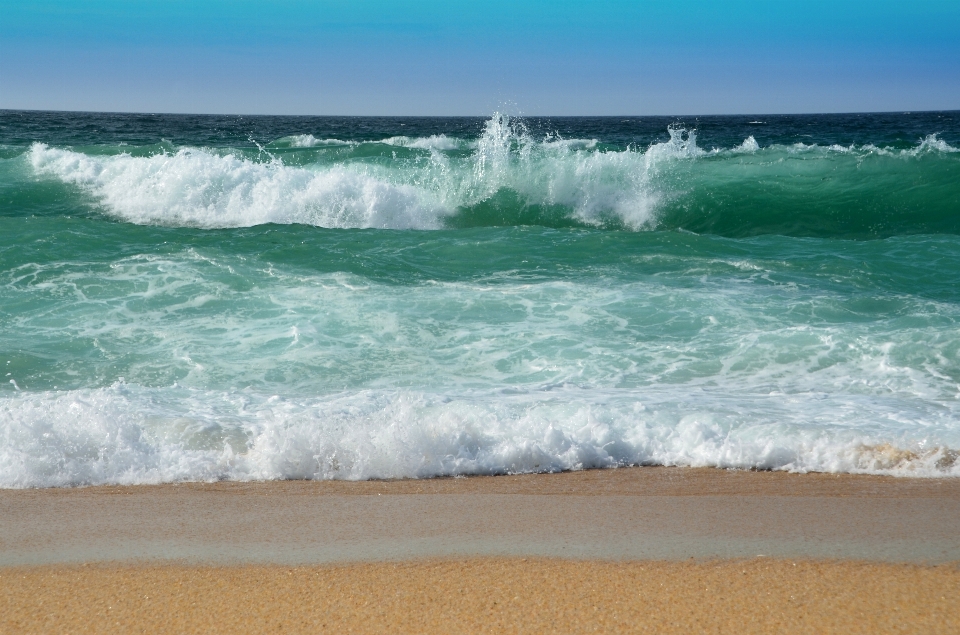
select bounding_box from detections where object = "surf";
[18,114,959,237]
[3,110,960,487]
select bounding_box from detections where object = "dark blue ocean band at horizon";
[3,109,958,151]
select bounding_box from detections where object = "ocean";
[1,109,959,487]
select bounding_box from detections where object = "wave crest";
[29,143,444,229]
[26,114,701,230]
[25,115,960,234]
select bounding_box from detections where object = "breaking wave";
[3,383,958,488]
[25,114,960,236]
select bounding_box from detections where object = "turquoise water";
[2,110,959,486]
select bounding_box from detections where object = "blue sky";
[1,0,958,115]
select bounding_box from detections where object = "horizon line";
[2,107,959,119]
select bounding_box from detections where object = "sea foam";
[2,383,958,488]
[28,144,443,229]
[25,112,960,232]
[3,249,960,487]
[27,115,707,230]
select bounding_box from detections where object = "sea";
[1,109,959,488]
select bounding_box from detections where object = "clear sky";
[1,0,958,116]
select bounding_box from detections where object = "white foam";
[903,133,959,156]
[644,126,709,161]
[732,136,760,153]
[463,114,675,228]
[2,383,957,488]
[541,136,599,150]
[28,115,715,231]
[29,144,445,229]
[828,144,854,153]
[3,254,960,487]
[774,134,958,159]
[379,135,466,151]
[279,135,356,148]
[31,115,951,233]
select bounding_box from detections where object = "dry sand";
[2,467,959,633]
[3,558,959,634]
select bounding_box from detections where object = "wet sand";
[2,467,960,633]
[3,467,959,565]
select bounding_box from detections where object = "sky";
[1,0,959,116]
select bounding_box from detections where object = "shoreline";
[9,462,960,495]
[3,466,958,566]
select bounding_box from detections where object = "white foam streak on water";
[782,134,958,158]
[282,135,357,148]
[379,135,466,150]
[9,252,959,402]
[275,134,467,150]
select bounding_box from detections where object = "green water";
[1,110,959,486]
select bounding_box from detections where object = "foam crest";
[379,135,466,150]
[777,134,959,158]
[29,114,952,233]
[460,114,665,228]
[904,133,959,156]
[2,383,957,488]
[732,136,760,153]
[644,126,708,161]
[277,135,356,148]
[29,143,444,229]
[27,114,692,230]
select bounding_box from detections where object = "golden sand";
[2,558,958,634]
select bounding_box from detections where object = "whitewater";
[2,110,960,486]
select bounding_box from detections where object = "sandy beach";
[2,467,959,633]
[4,559,959,634]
